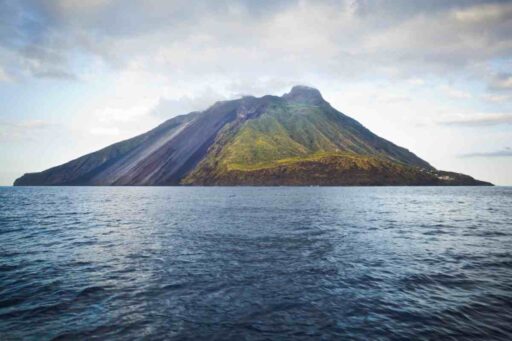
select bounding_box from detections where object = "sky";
[0,0,511,185]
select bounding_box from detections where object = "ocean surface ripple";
[1,186,511,340]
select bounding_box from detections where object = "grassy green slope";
[185,151,439,186]
[182,100,437,185]
[215,104,379,165]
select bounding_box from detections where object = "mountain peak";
[282,85,324,105]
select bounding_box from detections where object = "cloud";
[481,93,512,102]
[95,105,151,123]
[460,147,512,158]
[454,2,512,23]
[375,93,410,103]
[32,69,77,80]
[407,78,425,86]
[150,89,226,118]
[89,126,120,136]
[0,66,10,81]
[1,0,512,87]
[439,85,473,99]
[16,120,51,129]
[439,113,512,127]
[0,119,53,142]
[488,72,512,91]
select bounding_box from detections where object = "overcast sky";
[1,0,511,185]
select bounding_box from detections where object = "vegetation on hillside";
[183,100,433,185]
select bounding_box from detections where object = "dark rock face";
[14,86,492,186]
[282,85,325,105]
[14,102,239,186]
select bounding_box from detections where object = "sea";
[0,186,511,340]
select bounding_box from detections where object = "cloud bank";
[1,1,511,89]
[461,147,512,158]
[440,113,512,127]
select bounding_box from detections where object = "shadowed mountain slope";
[14,86,492,186]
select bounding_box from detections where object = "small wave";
[465,231,509,237]
[160,282,188,291]
[400,272,477,291]
[422,229,451,236]
[0,264,19,272]
[76,286,107,298]
[51,324,118,341]
[0,300,71,319]
[0,297,25,309]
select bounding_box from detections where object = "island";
[14,86,492,186]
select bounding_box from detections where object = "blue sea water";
[0,186,511,340]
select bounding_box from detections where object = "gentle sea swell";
[0,187,511,340]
